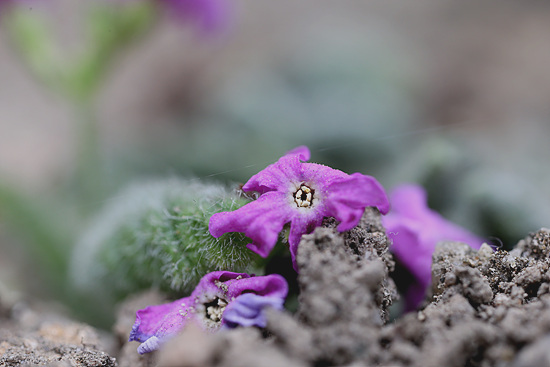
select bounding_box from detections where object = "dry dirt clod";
[289,208,397,366]
[112,223,550,367]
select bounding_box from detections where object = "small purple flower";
[382,184,485,311]
[129,271,288,354]
[209,146,390,270]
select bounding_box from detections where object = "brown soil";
[0,301,116,367]
[4,209,550,366]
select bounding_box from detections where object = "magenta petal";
[285,145,311,161]
[386,220,439,311]
[326,173,390,232]
[387,184,429,218]
[430,219,485,250]
[384,184,485,252]
[386,222,432,286]
[225,273,288,299]
[383,184,486,310]
[403,283,429,313]
[288,214,323,271]
[129,295,194,354]
[301,162,349,191]
[209,191,293,257]
[192,271,251,299]
[242,154,303,194]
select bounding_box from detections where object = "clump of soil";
[289,210,396,366]
[0,299,116,367]
[115,211,550,367]
[5,209,550,367]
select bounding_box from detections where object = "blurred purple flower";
[0,0,41,8]
[209,146,390,271]
[382,184,485,311]
[158,0,230,31]
[129,271,288,354]
[0,0,20,8]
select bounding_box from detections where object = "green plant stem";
[74,101,106,214]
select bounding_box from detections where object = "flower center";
[294,185,314,208]
[204,297,228,325]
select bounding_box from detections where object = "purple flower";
[209,146,390,271]
[129,271,288,354]
[158,0,231,31]
[382,184,485,311]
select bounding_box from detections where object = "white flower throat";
[205,297,228,323]
[294,185,314,208]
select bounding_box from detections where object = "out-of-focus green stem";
[0,182,73,294]
[6,2,156,207]
[74,101,105,213]
[3,8,65,92]
[5,1,155,102]
[67,2,156,101]
[0,1,156,296]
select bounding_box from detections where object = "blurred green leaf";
[0,181,76,294]
[67,1,156,100]
[4,7,65,91]
[6,1,156,101]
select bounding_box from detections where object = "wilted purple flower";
[129,271,288,354]
[382,184,485,311]
[209,146,390,271]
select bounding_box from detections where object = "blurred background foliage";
[1,0,550,326]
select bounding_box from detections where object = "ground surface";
[0,300,116,367]
[3,210,550,366]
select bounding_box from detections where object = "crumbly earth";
[0,299,117,367]
[115,214,550,367]
[5,211,550,366]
